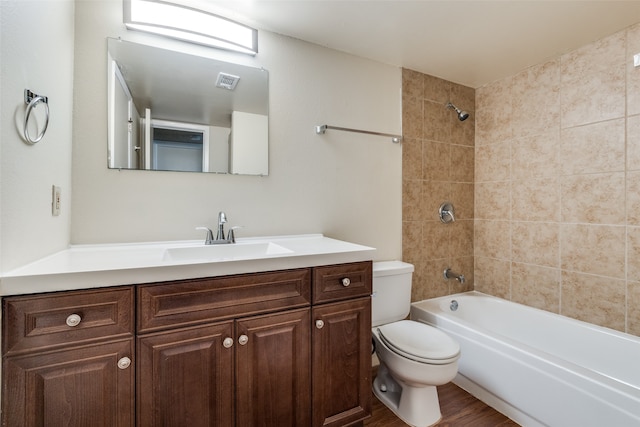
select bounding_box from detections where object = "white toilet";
[372,261,460,427]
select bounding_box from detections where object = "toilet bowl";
[372,262,460,427]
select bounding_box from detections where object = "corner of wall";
[401,68,476,302]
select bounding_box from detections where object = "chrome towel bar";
[315,124,402,143]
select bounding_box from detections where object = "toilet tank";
[372,261,414,327]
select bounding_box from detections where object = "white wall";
[72,0,402,261]
[0,0,75,273]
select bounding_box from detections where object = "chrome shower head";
[446,102,470,121]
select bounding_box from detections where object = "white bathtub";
[410,291,640,427]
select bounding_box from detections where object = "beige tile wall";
[402,70,475,302]
[403,23,640,337]
[475,23,640,336]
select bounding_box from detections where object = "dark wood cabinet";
[3,339,134,427]
[236,308,311,426]
[136,269,313,426]
[137,309,312,427]
[137,321,234,427]
[2,286,134,356]
[311,261,372,427]
[312,298,372,427]
[2,261,371,427]
[312,262,372,305]
[137,269,311,334]
[2,287,135,427]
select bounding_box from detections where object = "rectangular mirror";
[107,38,269,175]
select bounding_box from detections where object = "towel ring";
[23,89,49,144]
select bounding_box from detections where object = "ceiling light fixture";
[123,0,258,55]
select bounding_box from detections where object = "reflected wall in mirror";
[107,38,269,175]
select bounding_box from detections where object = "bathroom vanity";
[1,235,374,427]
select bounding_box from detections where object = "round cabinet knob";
[315,320,325,329]
[66,314,82,327]
[223,337,234,348]
[117,357,132,370]
[341,278,351,287]
[238,335,249,345]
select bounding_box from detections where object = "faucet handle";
[227,226,243,243]
[196,227,214,244]
[439,202,455,223]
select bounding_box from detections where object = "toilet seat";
[377,320,460,365]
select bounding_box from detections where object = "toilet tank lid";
[373,261,414,277]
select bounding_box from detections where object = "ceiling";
[199,1,640,88]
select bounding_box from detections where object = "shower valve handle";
[439,202,455,223]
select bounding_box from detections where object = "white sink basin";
[163,241,294,262]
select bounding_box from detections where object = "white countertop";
[0,234,376,296]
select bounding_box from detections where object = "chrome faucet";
[444,268,465,284]
[196,211,237,245]
[216,211,227,241]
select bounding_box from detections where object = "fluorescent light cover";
[124,0,257,55]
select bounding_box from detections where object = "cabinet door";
[236,308,311,427]
[137,322,234,427]
[312,298,372,427]
[2,339,134,427]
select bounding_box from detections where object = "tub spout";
[444,268,465,284]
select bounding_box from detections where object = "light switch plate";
[52,185,61,216]
[634,53,640,67]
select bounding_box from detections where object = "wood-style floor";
[364,381,520,427]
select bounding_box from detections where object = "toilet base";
[372,363,442,427]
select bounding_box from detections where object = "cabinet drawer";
[312,261,372,304]
[3,287,134,356]
[138,268,311,333]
